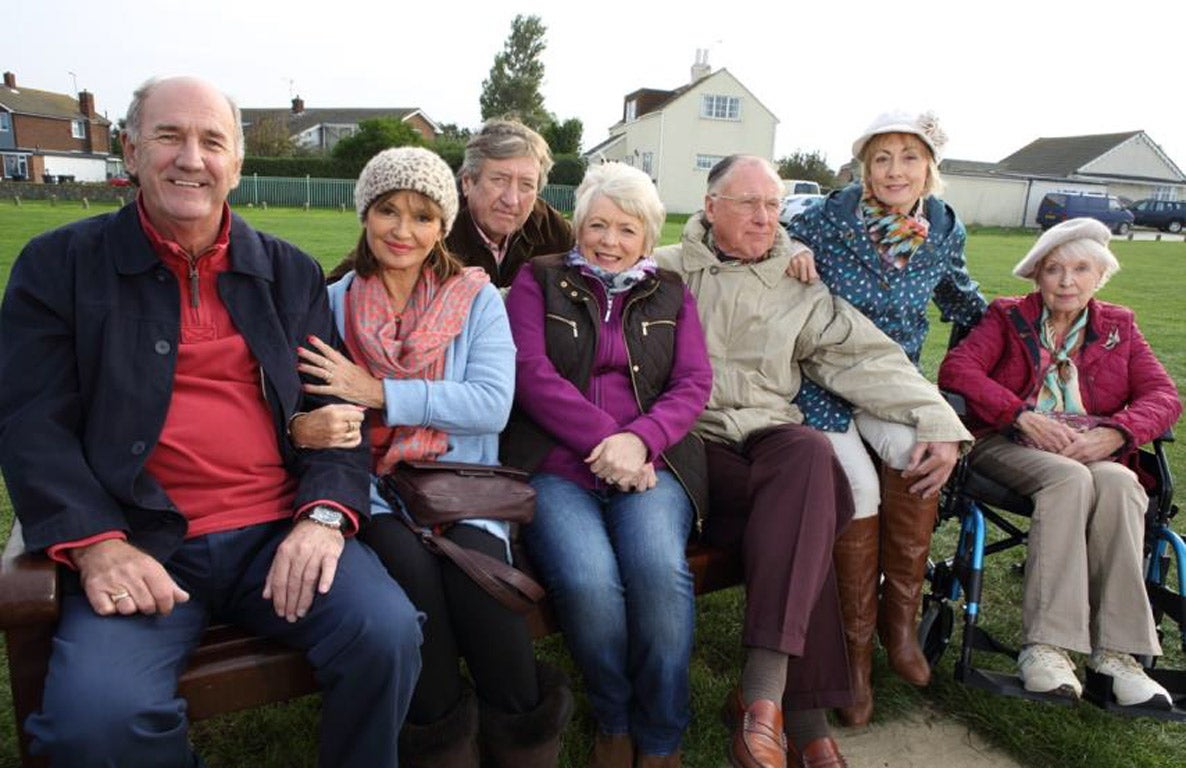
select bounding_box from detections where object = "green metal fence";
[229,174,576,213]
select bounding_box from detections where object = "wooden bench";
[1,520,743,768]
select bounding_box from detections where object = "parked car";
[1127,199,1186,233]
[781,179,822,196]
[107,174,133,187]
[1036,192,1134,235]
[779,193,825,226]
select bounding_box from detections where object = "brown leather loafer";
[723,688,787,768]
[793,736,848,768]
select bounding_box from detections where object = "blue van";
[1036,192,1134,234]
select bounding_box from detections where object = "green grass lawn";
[0,201,1184,767]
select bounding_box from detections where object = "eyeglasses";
[711,194,781,216]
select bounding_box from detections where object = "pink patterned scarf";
[344,266,489,475]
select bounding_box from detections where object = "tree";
[542,117,582,155]
[244,115,297,157]
[479,14,550,131]
[109,118,126,156]
[776,150,838,189]
[330,118,424,174]
[436,123,472,142]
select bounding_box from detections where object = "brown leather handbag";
[379,461,544,613]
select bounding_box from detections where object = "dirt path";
[838,706,1021,768]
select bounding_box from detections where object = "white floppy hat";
[1013,217,1118,282]
[852,110,948,161]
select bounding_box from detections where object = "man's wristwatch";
[302,505,345,532]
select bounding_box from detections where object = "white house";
[582,52,778,214]
[937,131,1186,228]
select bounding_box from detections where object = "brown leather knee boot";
[877,466,937,687]
[833,516,879,726]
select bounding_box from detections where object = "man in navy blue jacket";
[0,76,421,768]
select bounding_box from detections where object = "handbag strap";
[401,519,545,613]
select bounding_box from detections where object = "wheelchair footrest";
[956,665,1077,706]
[1085,668,1186,722]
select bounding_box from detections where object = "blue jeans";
[26,521,422,768]
[523,471,694,755]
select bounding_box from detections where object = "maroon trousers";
[705,424,854,710]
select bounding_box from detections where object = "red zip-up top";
[135,199,299,537]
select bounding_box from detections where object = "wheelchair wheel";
[919,599,954,668]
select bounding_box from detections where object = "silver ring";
[110,591,131,602]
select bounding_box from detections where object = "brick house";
[0,71,113,183]
[240,97,439,154]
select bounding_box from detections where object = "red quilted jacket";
[937,292,1181,456]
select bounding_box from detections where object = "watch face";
[310,507,344,528]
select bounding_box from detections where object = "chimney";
[690,49,710,83]
[3,71,15,88]
[291,96,305,114]
[78,91,96,118]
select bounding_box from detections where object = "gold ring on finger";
[110,590,131,602]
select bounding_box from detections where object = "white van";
[781,179,821,196]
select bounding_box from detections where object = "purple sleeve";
[505,266,620,457]
[623,286,713,460]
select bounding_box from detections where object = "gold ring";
[110,591,131,602]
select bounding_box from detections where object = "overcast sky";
[9,1,1186,174]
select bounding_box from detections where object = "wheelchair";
[917,332,1186,721]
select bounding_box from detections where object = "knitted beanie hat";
[354,147,459,233]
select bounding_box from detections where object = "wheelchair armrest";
[941,390,967,417]
[0,520,61,630]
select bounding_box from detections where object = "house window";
[0,112,10,132]
[626,100,637,122]
[641,152,654,175]
[71,119,86,139]
[695,154,724,171]
[700,95,740,121]
[2,153,29,180]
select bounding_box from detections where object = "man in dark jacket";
[447,118,574,287]
[0,76,420,768]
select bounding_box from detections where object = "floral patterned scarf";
[1035,306,1089,415]
[564,248,657,294]
[861,193,930,268]
[344,266,490,475]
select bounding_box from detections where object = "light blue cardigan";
[328,272,516,545]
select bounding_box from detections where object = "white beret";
[1013,217,1114,280]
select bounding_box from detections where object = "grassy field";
[0,201,1184,767]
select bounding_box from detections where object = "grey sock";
[785,708,830,751]
[741,647,789,705]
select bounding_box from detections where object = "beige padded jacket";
[653,215,971,447]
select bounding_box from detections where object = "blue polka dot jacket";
[787,183,987,432]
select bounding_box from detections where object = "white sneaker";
[1018,643,1082,698]
[1087,649,1173,708]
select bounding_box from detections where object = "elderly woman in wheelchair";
[937,217,1182,708]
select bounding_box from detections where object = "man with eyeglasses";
[653,155,968,768]
[448,118,574,287]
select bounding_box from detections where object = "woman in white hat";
[289,146,572,767]
[939,218,1179,706]
[784,111,987,725]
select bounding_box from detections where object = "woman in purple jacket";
[503,162,712,767]
[939,218,1181,708]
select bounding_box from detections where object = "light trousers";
[824,414,917,520]
[969,434,1161,656]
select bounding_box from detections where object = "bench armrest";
[0,520,60,630]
